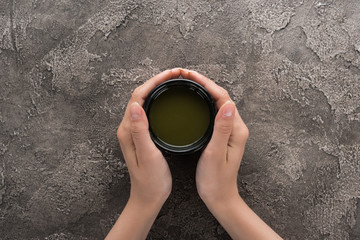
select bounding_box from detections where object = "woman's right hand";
[181,69,282,240]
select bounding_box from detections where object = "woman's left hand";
[106,68,181,240]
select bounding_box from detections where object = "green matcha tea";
[149,86,210,146]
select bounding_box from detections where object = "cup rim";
[143,79,216,155]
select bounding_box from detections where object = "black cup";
[143,79,216,155]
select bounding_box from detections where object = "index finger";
[130,68,181,105]
[180,69,231,109]
[123,68,181,123]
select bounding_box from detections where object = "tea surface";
[149,86,210,146]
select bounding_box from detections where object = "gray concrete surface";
[0,0,359,239]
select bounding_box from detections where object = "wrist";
[128,193,167,213]
[204,194,283,240]
[105,193,166,240]
[203,192,242,216]
[200,186,240,210]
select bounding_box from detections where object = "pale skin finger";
[180,68,231,108]
[205,101,236,162]
[129,102,157,162]
[129,68,182,107]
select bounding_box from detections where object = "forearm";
[207,195,283,240]
[105,197,163,240]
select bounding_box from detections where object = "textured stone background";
[0,0,359,239]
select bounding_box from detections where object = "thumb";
[130,102,157,158]
[206,101,235,158]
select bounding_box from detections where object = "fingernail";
[222,101,234,117]
[130,102,142,120]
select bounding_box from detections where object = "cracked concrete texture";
[0,0,359,239]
